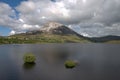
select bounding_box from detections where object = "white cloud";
[0,3,16,27]
[21,24,41,30]
[0,0,120,37]
[16,1,36,14]
[19,19,24,23]
[9,30,16,35]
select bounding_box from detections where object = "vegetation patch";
[23,53,36,63]
[64,60,77,69]
[105,40,120,43]
[0,34,90,44]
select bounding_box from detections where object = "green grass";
[64,60,77,69]
[23,53,36,63]
[105,40,120,43]
[0,34,90,44]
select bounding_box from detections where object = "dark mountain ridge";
[88,35,120,42]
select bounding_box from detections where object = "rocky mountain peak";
[40,22,63,32]
[26,22,82,37]
[39,22,80,35]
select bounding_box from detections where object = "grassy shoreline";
[0,34,90,44]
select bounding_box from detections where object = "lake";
[0,43,120,80]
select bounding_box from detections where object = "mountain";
[1,22,120,44]
[26,22,83,37]
[5,22,89,44]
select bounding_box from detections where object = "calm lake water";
[0,43,120,80]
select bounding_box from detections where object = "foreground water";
[0,43,120,80]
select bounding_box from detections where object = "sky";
[0,0,120,37]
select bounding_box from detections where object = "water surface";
[0,43,120,80]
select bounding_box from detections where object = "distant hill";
[88,35,120,43]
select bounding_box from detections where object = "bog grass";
[64,60,77,69]
[23,53,36,63]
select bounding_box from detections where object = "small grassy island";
[23,53,36,63]
[64,60,77,69]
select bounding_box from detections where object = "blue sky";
[0,26,11,36]
[0,0,26,36]
[0,0,27,7]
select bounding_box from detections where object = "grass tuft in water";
[64,60,77,69]
[23,53,36,63]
